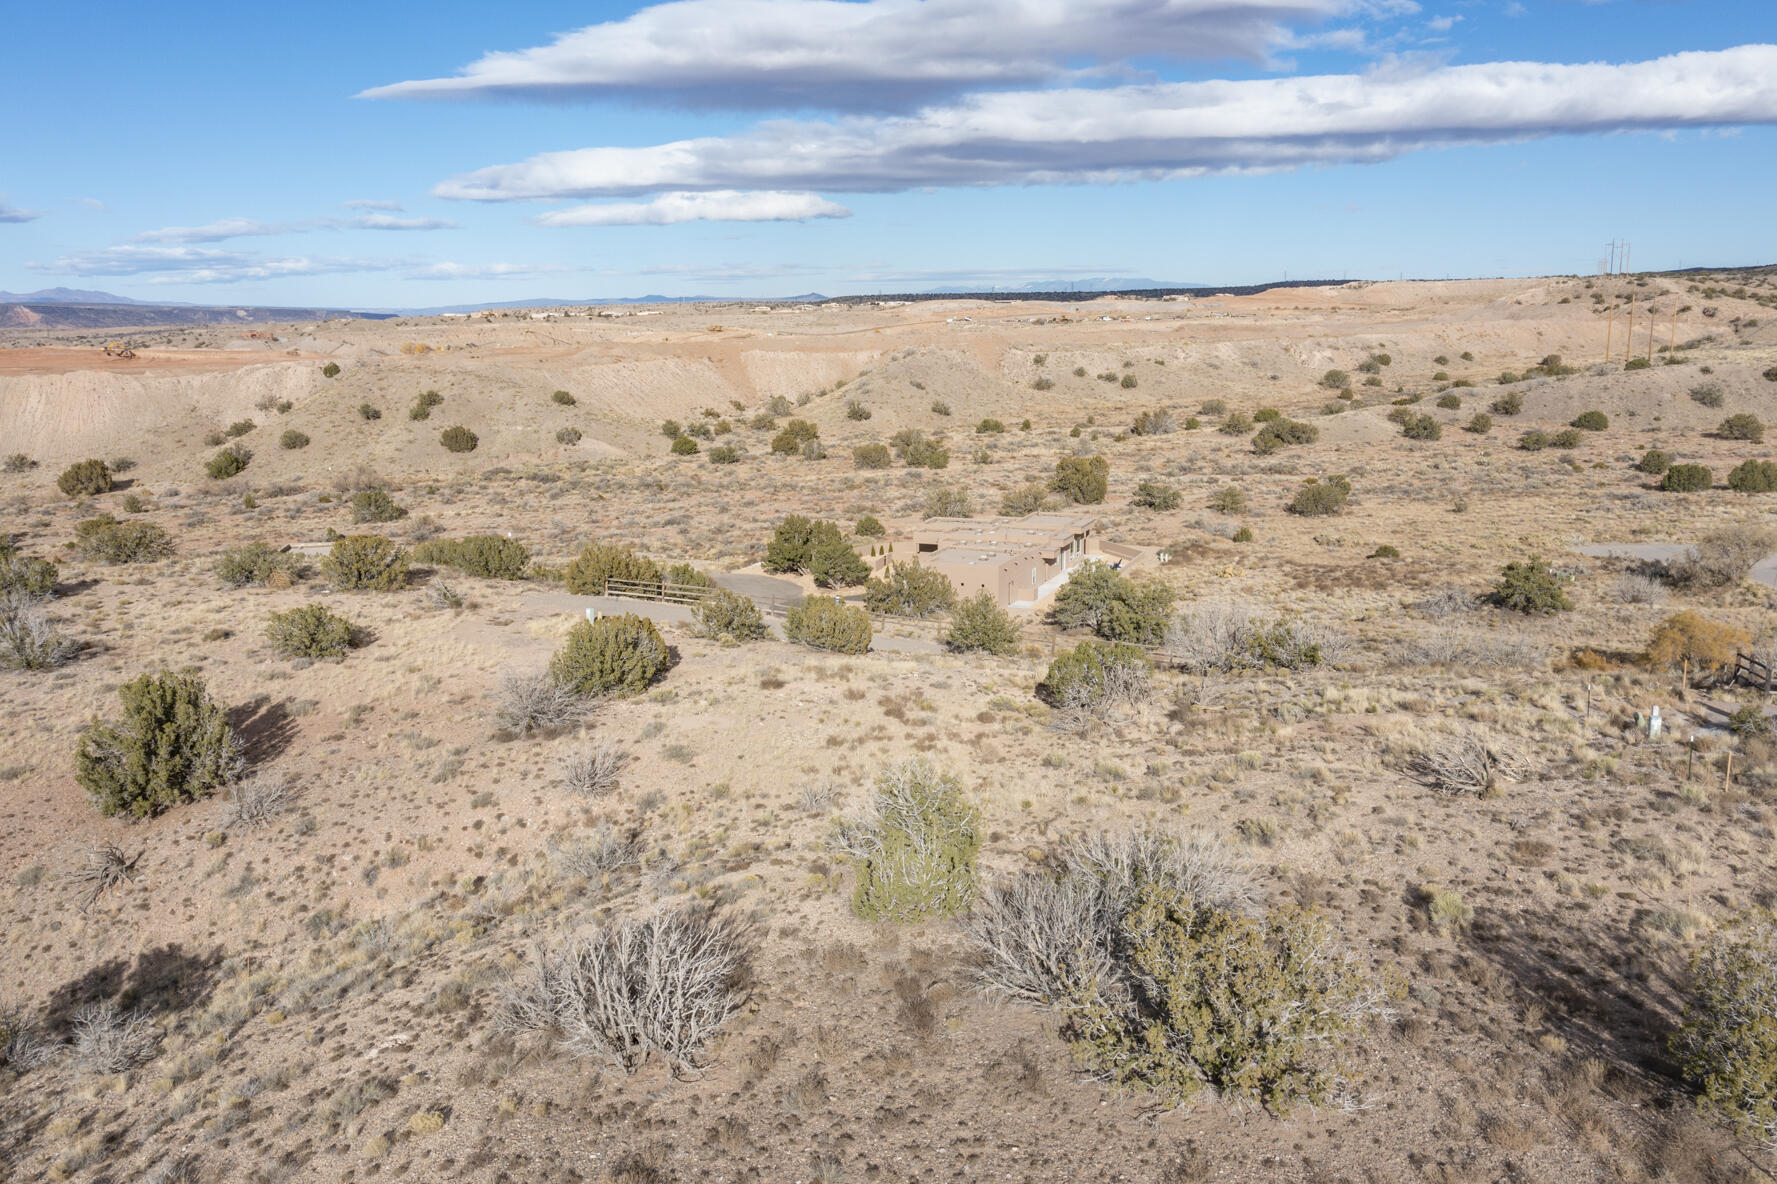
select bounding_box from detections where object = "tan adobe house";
[873,512,1155,607]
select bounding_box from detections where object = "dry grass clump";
[562,745,627,796]
[498,907,748,1074]
[224,771,299,828]
[71,1000,158,1073]
[552,824,638,879]
[1410,731,1529,796]
[0,1006,54,1071]
[493,670,587,736]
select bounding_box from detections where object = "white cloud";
[534,191,851,227]
[362,0,1402,109]
[1425,14,1460,32]
[72,197,107,211]
[342,199,405,211]
[347,213,458,231]
[434,46,1777,200]
[132,218,306,244]
[405,261,569,281]
[31,245,398,285]
[0,200,42,223]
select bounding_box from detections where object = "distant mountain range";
[0,287,153,304]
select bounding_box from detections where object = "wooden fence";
[1728,650,1776,692]
[602,577,717,607]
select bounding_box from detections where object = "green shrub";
[563,542,659,594]
[1662,464,1713,492]
[903,437,950,468]
[552,390,575,405]
[1572,410,1609,431]
[1131,480,1181,511]
[783,596,871,653]
[853,443,891,469]
[922,485,973,519]
[1050,562,1175,645]
[279,429,310,450]
[1400,413,1441,441]
[1252,408,1281,423]
[763,516,845,575]
[57,459,114,497]
[692,588,768,642]
[1131,409,1177,435]
[807,539,869,588]
[1625,357,1651,371]
[321,534,409,591]
[1210,486,1246,514]
[661,419,683,439]
[1251,418,1319,454]
[932,398,953,414]
[205,443,252,479]
[771,418,819,454]
[415,535,530,579]
[1218,411,1254,435]
[1721,414,1765,443]
[685,420,713,440]
[225,419,256,439]
[855,515,885,537]
[266,603,355,659]
[1067,884,1395,1112]
[409,390,444,422]
[349,489,406,524]
[1436,394,1461,410]
[440,425,478,453]
[1050,455,1109,505]
[1119,373,1137,389]
[359,402,381,420]
[945,591,1019,656]
[216,541,300,588]
[1492,556,1571,613]
[976,418,1006,434]
[76,671,242,819]
[865,562,956,618]
[844,399,871,421]
[1550,428,1583,449]
[1636,449,1672,474]
[670,434,699,455]
[550,614,669,697]
[1370,544,1400,559]
[1672,911,1777,1143]
[1690,382,1725,408]
[839,759,979,922]
[1491,391,1523,416]
[73,515,173,563]
[1517,430,1550,452]
[553,426,581,445]
[322,362,341,378]
[1728,460,1777,493]
[1464,413,1492,434]
[1000,483,1053,516]
[1041,640,1150,710]
[1765,367,1777,383]
[1319,369,1349,390]
[708,444,740,464]
[1285,477,1349,518]
[0,549,58,599]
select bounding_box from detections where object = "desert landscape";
[2,270,1777,1183]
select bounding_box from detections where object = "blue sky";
[2,1,1774,307]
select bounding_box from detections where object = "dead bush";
[493,670,587,736]
[66,843,143,909]
[1671,523,1777,588]
[552,824,637,879]
[1410,732,1529,796]
[497,907,748,1074]
[224,771,299,828]
[71,1001,158,1073]
[562,745,627,796]
[0,592,78,671]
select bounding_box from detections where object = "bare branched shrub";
[0,1006,54,1071]
[224,770,299,829]
[140,1156,203,1184]
[1162,602,1252,675]
[494,670,586,736]
[965,873,1119,1004]
[1059,826,1259,918]
[1412,585,1474,618]
[1410,732,1529,796]
[71,1000,158,1073]
[426,580,464,610]
[798,782,838,813]
[1614,573,1666,605]
[1395,629,1547,670]
[0,592,78,670]
[552,824,637,879]
[562,745,626,796]
[1671,523,1777,589]
[67,844,142,909]
[497,907,748,1074]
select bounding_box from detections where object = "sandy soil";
[3,271,1777,1184]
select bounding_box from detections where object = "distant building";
[878,512,1150,607]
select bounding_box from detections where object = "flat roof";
[927,547,1042,567]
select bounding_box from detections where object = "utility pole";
[1624,291,1635,364]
